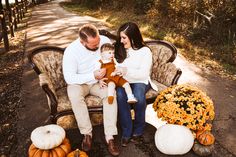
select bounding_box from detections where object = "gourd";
[28,138,71,157]
[196,130,215,146]
[67,149,88,157]
[192,141,214,156]
[155,124,194,155]
[31,124,66,149]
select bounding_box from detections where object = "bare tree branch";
[195,10,215,25]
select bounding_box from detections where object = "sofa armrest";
[152,62,182,87]
[38,73,58,115]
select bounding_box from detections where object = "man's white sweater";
[62,35,110,85]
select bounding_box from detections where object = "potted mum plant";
[153,84,216,156]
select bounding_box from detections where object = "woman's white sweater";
[116,46,157,90]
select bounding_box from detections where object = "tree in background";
[76,0,236,65]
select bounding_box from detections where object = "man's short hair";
[79,24,99,42]
[101,43,114,52]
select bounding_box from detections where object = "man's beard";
[85,45,99,51]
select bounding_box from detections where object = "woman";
[114,22,156,147]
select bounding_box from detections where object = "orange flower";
[153,84,215,131]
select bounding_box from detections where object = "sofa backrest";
[28,46,67,91]
[145,40,178,86]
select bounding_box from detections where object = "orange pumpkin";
[28,138,71,157]
[67,149,88,157]
[196,130,215,146]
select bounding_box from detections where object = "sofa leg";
[49,115,57,124]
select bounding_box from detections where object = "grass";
[59,2,236,79]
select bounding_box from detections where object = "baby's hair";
[101,43,114,52]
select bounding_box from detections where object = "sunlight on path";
[26,0,109,49]
[174,54,209,85]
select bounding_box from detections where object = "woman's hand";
[114,66,127,76]
[94,68,106,80]
[99,78,108,88]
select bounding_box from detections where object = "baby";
[99,43,137,104]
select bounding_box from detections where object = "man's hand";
[94,68,106,80]
[99,78,108,88]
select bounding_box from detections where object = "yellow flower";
[153,84,215,131]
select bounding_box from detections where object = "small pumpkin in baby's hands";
[196,130,215,146]
[67,149,88,157]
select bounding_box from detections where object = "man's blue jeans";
[116,83,151,139]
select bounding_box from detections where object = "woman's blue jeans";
[116,83,151,139]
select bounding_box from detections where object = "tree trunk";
[0,0,9,52]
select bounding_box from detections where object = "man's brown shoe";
[81,134,92,152]
[107,139,120,156]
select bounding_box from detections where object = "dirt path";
[18,0,236,156]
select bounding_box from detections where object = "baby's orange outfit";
[99,59,127,87]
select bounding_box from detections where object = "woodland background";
[64,0,236,74]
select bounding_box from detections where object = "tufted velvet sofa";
[28,30,182,130]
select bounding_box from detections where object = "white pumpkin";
[30,124,66,150]
[155,124,194,155]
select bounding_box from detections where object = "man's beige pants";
[67,83,118,136]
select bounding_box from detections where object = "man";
[62,24,119,156]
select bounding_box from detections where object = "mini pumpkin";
[28,138,71,157]
[67,149,88,157]
[31,124,66,149]
[192,141,214,156]
[196,130,215,146]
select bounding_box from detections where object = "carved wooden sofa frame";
[28,30,182,129]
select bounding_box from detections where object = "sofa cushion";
[57,113,103,129]
[56,87,103,129]
[56,87,103,112]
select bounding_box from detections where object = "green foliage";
[211,45,236,66]
[70,0,102,9]
[133,0,154,15]
[83,0,101,9]
[223,63,236,74]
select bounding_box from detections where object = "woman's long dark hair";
[115,22,146,63]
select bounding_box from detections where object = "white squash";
[30,124,66,150]
[155,124,194,155]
